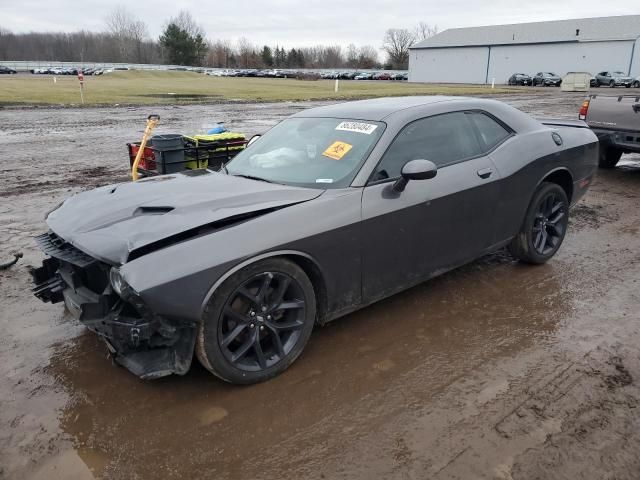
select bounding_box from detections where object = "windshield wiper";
[232,174,275,184]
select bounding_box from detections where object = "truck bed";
[585,94,640,133]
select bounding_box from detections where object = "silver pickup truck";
[580,94,640,168]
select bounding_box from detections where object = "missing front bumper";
[31,252,196,379]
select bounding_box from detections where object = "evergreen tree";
[261,45,273,67]
[159,23,207,66]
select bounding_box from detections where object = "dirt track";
[1,91,640,480]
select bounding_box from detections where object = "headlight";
[110,267,125,296]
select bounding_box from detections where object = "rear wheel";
[196,258,316,384]
[508,182,569,264]
[598,146,623,168]
[634,81,640,88]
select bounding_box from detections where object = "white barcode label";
[335,121,378,135]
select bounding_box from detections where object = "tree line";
[0,9,437,70]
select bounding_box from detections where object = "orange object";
[131,115,160,180]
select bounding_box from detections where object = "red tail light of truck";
[579,99,590,120]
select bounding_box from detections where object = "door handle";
[477,167,494,179]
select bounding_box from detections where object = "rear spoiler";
[538,118,590,129]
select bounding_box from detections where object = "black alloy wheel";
[531,191,567,256]
[508,182,569,264]
[197,258,316,384]
[219,271,305,371]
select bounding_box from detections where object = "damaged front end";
[31,231,196,379]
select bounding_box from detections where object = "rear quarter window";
[467,112,512,151]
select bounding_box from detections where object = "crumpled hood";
[47,171,323,265]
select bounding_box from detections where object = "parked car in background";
[373,72,392,80]
[580,94,640,168]
[354,72,373,80]
[593,71,633,88]
[390,72,408,81]
[533,72,562,87]
[338,71,358,80]
[320,71,339,79]
[632,76,639,88]
[508,73,532,86]
[0,65,17,74]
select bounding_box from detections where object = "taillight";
[579,99,590,120]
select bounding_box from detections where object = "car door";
[360,111,504,303]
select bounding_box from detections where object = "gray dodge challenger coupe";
[32,97,598,383]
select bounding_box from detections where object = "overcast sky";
[2,0,639,49]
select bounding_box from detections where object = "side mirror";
[247,134,261,147]
[393,159,437,192]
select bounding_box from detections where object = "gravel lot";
[1,91,639,480]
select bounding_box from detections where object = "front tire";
[508,182,569,264]
[598,146,623,168]
[196,258,316,384]
[633,81,640,88]
[609,80,616,88]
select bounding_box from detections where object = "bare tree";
[382,28,415,69]
[414,22,439,42]
[207,39,233,67]
[237,37,256,68]
[105,6,149,63]
[357,45,379,69]
[346,43,359,68]
[322,45,343,68]
[0,27,12,60]
[171,10,205,38]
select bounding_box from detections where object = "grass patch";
[0,70,527,106]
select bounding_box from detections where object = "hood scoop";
[133,206,175,216]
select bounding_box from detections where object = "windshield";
[226,118,385,188]
[544,73,557,77]
[613,71,626,76]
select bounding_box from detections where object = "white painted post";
[53,76,57,84]
[491,78,495,89]
[334,79,339,93]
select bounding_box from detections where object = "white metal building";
[409,15,640,84]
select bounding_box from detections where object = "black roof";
[292,96,456,121]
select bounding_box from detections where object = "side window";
[371,112,483,181]
[467,112,511,151]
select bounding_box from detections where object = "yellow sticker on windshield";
[323,141,353,160]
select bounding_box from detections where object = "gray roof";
[412,15,640,49]
[292,96,455,121]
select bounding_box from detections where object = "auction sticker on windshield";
[335,121,378,135]
[323,141,353,160]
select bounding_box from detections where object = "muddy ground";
[1,91,639,480]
